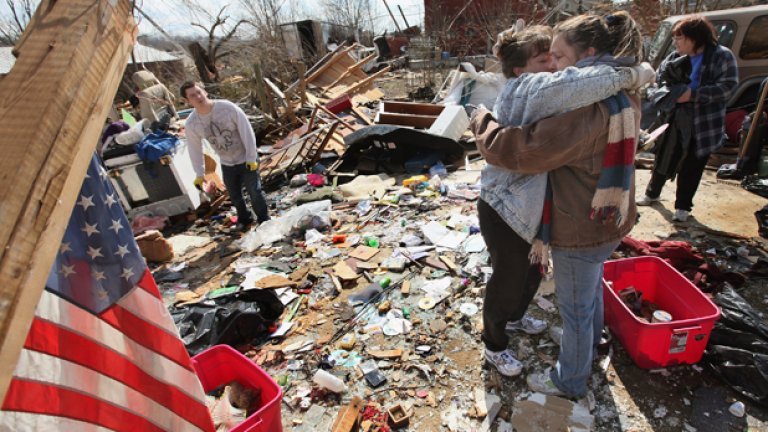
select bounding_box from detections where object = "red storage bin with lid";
[192,345,283,432]
[603,256,721,369]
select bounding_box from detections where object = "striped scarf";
[529,92,635,267]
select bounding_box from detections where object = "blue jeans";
[221,163,270,223]
[550,241,619,397]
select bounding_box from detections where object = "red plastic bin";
[192,345,283,432]
[602,256,720,369]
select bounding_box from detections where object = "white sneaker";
[526,370,565,396]
[485,348,523,377]
[506,314,547,335]
[672,209,690,222]
[636,195,659,206]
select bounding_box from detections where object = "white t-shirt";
[185,100,258,177]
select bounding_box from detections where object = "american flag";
[0,155,214,431]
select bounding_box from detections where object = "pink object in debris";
[307,173,327,187]
[131,214,169,235]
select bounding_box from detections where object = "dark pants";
[221,163,270,223]
[478,199,543,352]
[646,150,709,212]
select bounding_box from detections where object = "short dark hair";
[179,81,201,99]
[493,25,553,78]
[673,15,717,51]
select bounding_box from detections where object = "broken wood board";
[423,256,448,271]
[254,274,298,289]
[331,395,363,432]
[510,393,594,432]
[333,261,359,281]
[306,46,387,102]
[367,349,404,359]
[439,256,459,272]
[355,261,379,271]
[401,280,411,295]
[349,246,380,261]
[0,0,137,402]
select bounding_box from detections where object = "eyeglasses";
[672,35,685,41]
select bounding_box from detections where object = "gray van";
[645,5,768,111]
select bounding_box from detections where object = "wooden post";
[297,62,307,105]
[253,62,276,118]
[739,80,768,160]
[0,0,137,402]
[382,0,403,33]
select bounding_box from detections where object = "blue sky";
[136,0,424,37]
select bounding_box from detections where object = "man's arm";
[185,119,206,178]
[232,103,259,164]
[471,106,605,174]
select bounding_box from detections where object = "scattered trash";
[728,401,745,417]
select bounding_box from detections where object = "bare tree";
[0,0,37,45]
[239,0,289,38]
[321,0,373,33]
[182,5,249,83]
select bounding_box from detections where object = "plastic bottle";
[312,369,346,393]
[363,235,379,248]
[379,277,392,288]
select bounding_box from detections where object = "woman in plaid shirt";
[638,15,739,222]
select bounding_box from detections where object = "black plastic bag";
[756,205,768,238]
[171,289,284,355]
[703,285,768,406]
[743,176,768,199]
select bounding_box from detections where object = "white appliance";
[104,139,215,218]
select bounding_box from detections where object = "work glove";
[246,161,259,171]
[625,62,656,89]
[193,176,204,190]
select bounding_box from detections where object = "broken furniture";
[305,43,391,103]
[104,139,218,218]
[375,101,469,141]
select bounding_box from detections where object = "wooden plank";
[382,101,445,116]
[376,112,438,129]
[325,53,378,90]
[0,0,137,402]
[253,62,276,118]
[306,44,357,84]
[351,107,373,125]
[317,104,358,131]
[331,396,363,432]
[329,65,391,98]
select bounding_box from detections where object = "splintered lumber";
[328,65,391,99]
[0,0,137,402]
[307,44,358,84]
[331,396,363,432]
[376,112,438,129]
[324,52,378,90]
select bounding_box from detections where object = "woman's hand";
[676,89,692,103]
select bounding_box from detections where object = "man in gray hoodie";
[181,81,270,230]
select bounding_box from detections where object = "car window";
[740,15,768,60]
[711,21,736,48]
[648,22,671,62]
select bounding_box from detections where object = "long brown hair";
[554,11,643,61]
